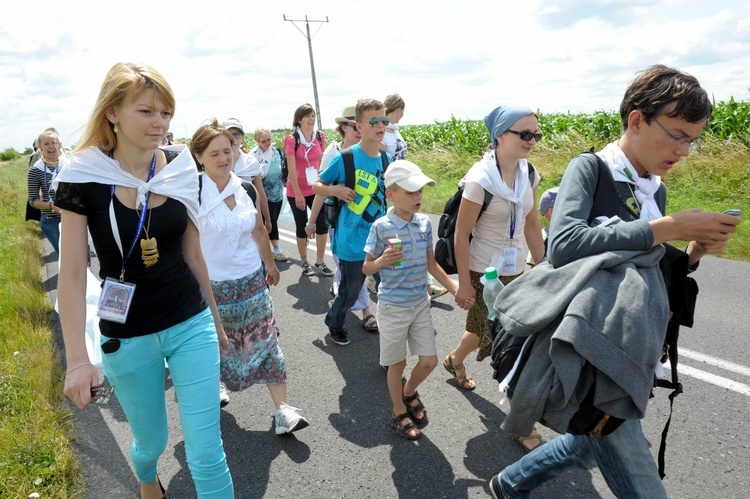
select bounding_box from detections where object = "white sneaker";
[219,382,230,407]
[428,283,449,300]
[273,248,288,262]
[275,404,309,435]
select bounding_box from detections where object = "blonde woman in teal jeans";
[55,62,233,499]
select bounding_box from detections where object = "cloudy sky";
[2,0,749,151]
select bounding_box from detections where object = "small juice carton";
[387,238,403,269]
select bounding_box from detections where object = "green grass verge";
[0,158,83,497]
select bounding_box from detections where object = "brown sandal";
[391,412,422,440]
[402,378,427,425]
[514,427,546,453]
[443,354,476,390]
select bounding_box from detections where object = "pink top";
[284,131,326,198]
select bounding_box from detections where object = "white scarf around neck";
[198,172,246,217]
[233,150,262,179]
[250,145,275,177]
[597,141,662,221]
[460,150,530,230]
[52,145,200,226]
[296,127,317,147]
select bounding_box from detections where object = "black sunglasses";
[368,116,390,127]
[506,129,543,142]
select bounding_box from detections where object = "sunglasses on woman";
[368,116,390,127]
[506,129,543,142]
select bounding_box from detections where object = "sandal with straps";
[443,353,476,391]
[361,314,379,333]
[391,411,421,440]
[402,378,428,426]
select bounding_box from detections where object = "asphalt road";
[43,211,750,499]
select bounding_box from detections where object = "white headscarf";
[459,150,530,232]
[597,141,662,221]
[52,145,200,226]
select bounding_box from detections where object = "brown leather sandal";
[443,354,476,390]
[391,412,421,440]
[402,378,428,425]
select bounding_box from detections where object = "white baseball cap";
[384,160,435,191]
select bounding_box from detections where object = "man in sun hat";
[489,65,741,499]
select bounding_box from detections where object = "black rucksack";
[434,163,536,275]
[323,147,389,229]
[273,146,288,185]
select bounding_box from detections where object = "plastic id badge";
[501,247,518,274]
[305,166,318,186]
[97,277,136,324]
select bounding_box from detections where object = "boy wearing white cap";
[363,160,465,440]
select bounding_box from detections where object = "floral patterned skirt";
[466,270,522,362]
[211,267,286,391]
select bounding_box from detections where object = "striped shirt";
[364,209,433,307]
[27,161,60,219]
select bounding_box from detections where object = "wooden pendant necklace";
[137,204,159,267]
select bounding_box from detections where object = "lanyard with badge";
[96,153,156,324]
[300,138,318,186]
[494,155,519,274]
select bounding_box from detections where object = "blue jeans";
[101,308,234,498]
[325,258,366,331]
[39,215,60,255]
[496,419,666,498]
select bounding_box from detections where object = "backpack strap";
[380,150,390,172]
[241,180,257,204]
[341,148,356,190]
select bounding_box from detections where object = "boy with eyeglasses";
[314,98,390,346]
[489,65,741,498]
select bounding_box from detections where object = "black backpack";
[273,146,288,185]
[434,163,536,275]
[323,147,389,229]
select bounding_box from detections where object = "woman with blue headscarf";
[444,105,544,446]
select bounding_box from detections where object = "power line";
[283,14,329,130]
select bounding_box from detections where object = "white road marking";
[679,348,750,378]
[677,364,750,396]
[278,228,333,257]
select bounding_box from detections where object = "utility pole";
[283,14,329,130]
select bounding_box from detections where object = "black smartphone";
[101,339,121,354]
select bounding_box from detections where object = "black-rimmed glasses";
[652,118,702,151]
[506,129,543,142]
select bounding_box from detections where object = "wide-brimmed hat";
[385,160,435,191]
[222,118,244,133]
[334,106,357,125]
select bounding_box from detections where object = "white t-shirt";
[463,170,539,275]
[382,124,407,161]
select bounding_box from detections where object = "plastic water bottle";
[483,266,504,321]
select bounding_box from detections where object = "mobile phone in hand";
[723,209,741,216]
